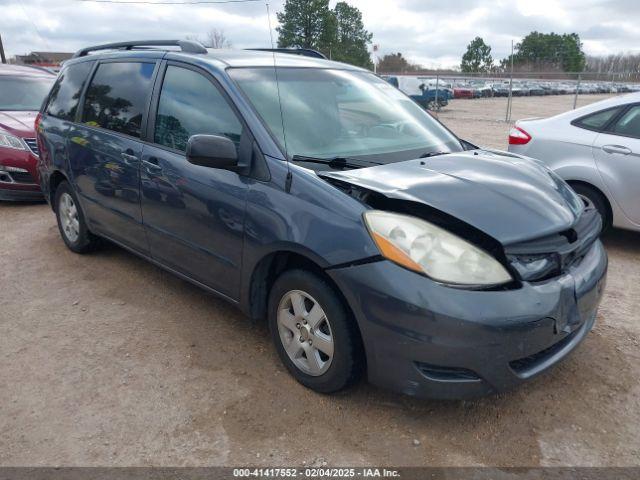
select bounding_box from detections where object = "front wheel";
[268,269,364,394]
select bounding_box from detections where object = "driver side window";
[154,65,243,153]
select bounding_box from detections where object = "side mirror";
[186,134,238,170]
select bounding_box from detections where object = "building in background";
[12,51,73,71]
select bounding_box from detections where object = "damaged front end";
[316,151,607,398]
[318,150,602,291]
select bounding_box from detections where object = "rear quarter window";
[45,61,94,121]
[572,106,623,132]
[82,62,155,139]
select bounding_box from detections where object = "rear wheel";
[55,181,100,253]
[268,269,364,393]
[571,183,612,233]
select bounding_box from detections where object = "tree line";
[585,53,640,76]
[457,32,586,74]
[191,1,640,76]
[456,32,638,75]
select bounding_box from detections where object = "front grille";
[509,330,578,375]
[505,207,601,282]
[11,171,35,184]
[23,138,39,156]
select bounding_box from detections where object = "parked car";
[0,64,56,201]
[490,83,510,97]
[526,83,546,96]
[453,85,475,99]
[38,41,607,399]
[508,92,640,232]
[510,82,525,96]
[469,81,493,97]
[384,76,449,110]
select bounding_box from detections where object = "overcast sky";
[1,0,639,68]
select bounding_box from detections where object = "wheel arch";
[566,180,613,224]
[246,250,355,328]
[49,170,70,211]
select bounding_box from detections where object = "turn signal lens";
[370,231,423,273]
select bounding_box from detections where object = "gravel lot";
[1,95,639,467]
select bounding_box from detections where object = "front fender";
[238,159,380,314]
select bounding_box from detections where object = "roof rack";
[72,40,208,58]
[246,48,327,60]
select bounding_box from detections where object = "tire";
[571,183,612,233]
[268,269,364,394]
[54,181,100,253]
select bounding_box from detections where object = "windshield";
[229,67,462,164]
[0,76,55,111]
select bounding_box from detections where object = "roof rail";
[72,40,207,58]
[246,48,327,60]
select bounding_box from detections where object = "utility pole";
[573,73,581,109]
[506,39,514,122]
[0,34,7,64]
[372,44,379,74]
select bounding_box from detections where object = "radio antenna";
[266,2,292,192]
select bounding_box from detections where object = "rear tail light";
[508,125,531,145]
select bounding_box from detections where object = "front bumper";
[328,240,608,399]
[1,147,42,202]
[0,187,44,201]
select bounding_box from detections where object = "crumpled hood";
[319,150,583,245]
[0,111,37,137]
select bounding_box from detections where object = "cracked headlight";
[364,210,512,287]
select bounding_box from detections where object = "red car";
[453,86,475,99]
[0,65,56,201]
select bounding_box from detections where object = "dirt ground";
[1,95,639,467]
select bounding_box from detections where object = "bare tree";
[205,29,232,49]
[585,53,640,74]
[186,29,232,49]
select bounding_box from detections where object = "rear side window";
[45,61,93,120]
[610,106,640,139]
[573,107,622,131]
[82,62,155,138]
[154,65,242,153]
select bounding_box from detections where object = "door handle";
[121,152,138,162]
[142,157,162,172]
[602,144,632,155]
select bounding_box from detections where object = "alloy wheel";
[59,192,80,243]
[277,290,334,376]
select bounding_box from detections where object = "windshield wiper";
[418,151,449,158]
[291,155,381,169]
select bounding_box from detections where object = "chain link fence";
[381,71,640,149]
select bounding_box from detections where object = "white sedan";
[508,92,640,232]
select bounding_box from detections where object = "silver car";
[508,92,640,232]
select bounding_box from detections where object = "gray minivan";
[37,40,607,399]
